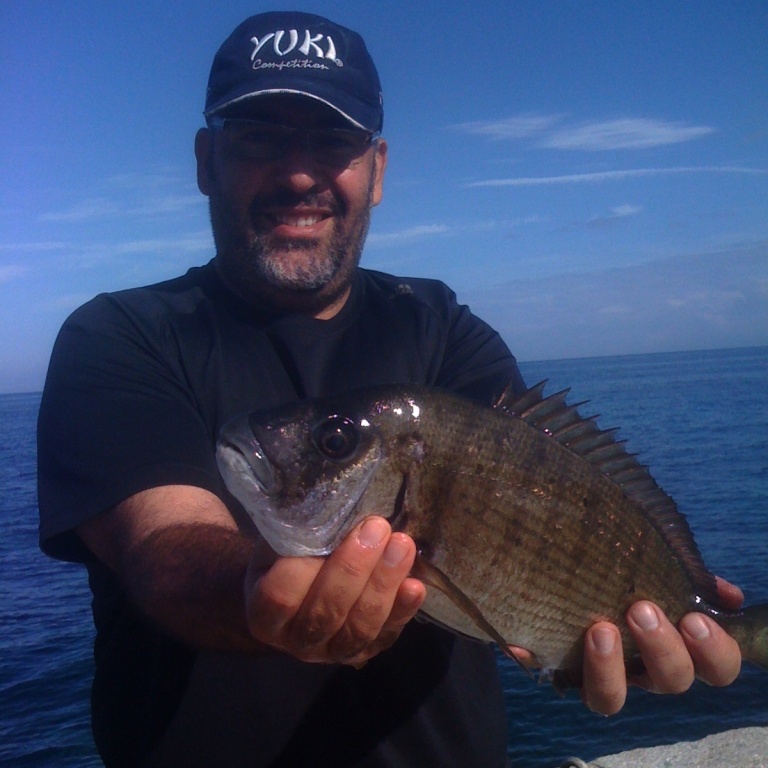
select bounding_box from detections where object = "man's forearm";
[77,486,424,666]
[122,523,270,653]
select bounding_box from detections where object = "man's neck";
[312,286,351,319]
[213,256,354,320]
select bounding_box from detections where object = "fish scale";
[216,382,768,686]
[394,393,692,668]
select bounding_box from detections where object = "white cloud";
[0,242,68,253]
[367,224,451,246]
[40,193,204,223]
[107,170,188,190]
[461,242,768,361]
[367,217,545,248]
[611,204,643,218]
[450,114,561,140]
[466,166,768,188]
[102,234,212,256]
[541,118,715,150]
[40,198,121,223]
[57,232,213,271]
[39,169,203,223]
[451,115,717,151]
[563,204,644,231]
[597,304,632,315]
[0,265,27,283]
[127,194,205,218]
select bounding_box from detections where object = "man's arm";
[77,485,426,663]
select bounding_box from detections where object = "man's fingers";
[287,517,392,656]
[246,518,424,664]
[338,577,426,665]
[389,577,427,626]
[679,612,741,686]
[627,601,694,694]
[715,576,744,611]
[582,623,626,715]
[246,554,324,644]
[579,587,744,718]
[327,532,422,660]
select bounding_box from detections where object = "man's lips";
[263,208,333,235]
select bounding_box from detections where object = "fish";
[215,382,768,686]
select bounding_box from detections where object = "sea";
[1,346,766,767]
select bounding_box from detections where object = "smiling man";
[199,94,386,317]
[38,11,742,768]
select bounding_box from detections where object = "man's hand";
[79,489,424,660]
[244,517,426,665]
[582,577,744,715]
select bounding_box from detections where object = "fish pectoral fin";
[411,555,499,640]
[411,554,533,678]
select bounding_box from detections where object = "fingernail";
[682,613,711,641]
[631,602,659,631]
[592,627,616,656]
[358,518,388,549]
[382,536,409,567]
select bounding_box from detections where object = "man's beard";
[208,179,374,315]
[244,224,360,292]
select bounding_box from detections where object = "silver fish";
[216,383,768,684]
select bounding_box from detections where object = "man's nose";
[272,145,327,194]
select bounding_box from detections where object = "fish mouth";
[216,424,279,497]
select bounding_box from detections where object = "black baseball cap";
[204,12,383,132]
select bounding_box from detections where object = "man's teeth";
[275,214,324,227]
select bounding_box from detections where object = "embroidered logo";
[250,29,342,71]
[391,284,414,299]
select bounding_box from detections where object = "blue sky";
[2,1,767,392]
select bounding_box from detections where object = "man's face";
[196,97,387,318]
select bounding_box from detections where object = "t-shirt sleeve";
[37,294,222,562]
[431,284,526,404]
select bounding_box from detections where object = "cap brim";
[205,88,370,131]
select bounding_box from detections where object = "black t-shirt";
[38,261,525,768]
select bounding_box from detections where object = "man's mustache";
[249,191,341,215]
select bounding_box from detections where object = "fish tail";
[716,603,768,672]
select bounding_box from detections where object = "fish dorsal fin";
[495,381,719,605]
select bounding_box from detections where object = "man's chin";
[257,259,340,295]
[224,262,350,316]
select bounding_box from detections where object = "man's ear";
[371,138,387,207]
[195,128,213,196]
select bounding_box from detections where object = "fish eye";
[312,417,360,460]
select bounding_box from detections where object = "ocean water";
[1,346,766,767]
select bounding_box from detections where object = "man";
[38,12,742,768]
